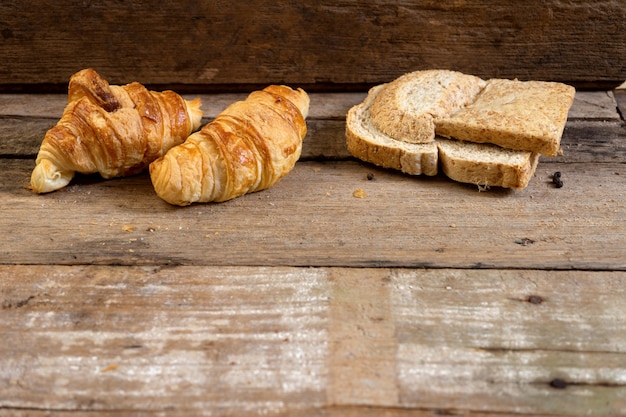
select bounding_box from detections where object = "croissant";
[149,85,309,206]
[30,68,203,193]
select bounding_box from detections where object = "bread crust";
[369,70,486,144]
[345,70,574,189]
[150,85,309,205]
[346,85,439,176]
[436,138,539,189]
[436,79,575,156]
[30,69,203,194]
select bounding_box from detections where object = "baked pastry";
[30,69,203,193]
[149,85,309,205]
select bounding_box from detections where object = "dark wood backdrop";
[1,0,625,92]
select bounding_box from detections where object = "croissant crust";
[30,68,203,193]
[149,85,309,206]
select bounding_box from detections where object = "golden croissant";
[30,68,203,193]
[149,85,309,206]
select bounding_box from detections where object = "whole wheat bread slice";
[346,83,540,188]
[370,69,486,144]
[436,78,575,156]
[346,72,547,189]
[436,138,539,189]
[346,84,439,176]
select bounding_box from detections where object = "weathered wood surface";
[1,91,624,161]
[0,88,625,416]
[1,266,625,416]
[1,91,625,270]
[1,1,625,91]
[2,158,625,270]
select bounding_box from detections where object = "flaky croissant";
[31,68,203,193]
[149,85,309,206]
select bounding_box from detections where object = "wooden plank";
[0,91,368,159]
[1,265,624,416]
[0,117,55,157]
[559,120,626,163]
[3,90,617,121]
[0,118,357,160]
[1,159,624,270]
[0,265,329,415]
[0,89,624,120]
[1,92,624,163]
[614,89,626,121]
[0,92,368,119]
[4,117,623,163]
[1,1,625,90]
[569,91,621,121]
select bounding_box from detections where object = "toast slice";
[436,78,575,156]
[436,138,540,189]
[346,71,569,189]
[370,70,486,144]
[346,84,439,176]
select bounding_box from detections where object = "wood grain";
[1,1,625,90]
[1,158,624,270]
[1,87,624,417]
[1,89,624,269]
[1,265,624,416]
[0,90,615,121]
[1,91,623,163]
[615,90,626,120]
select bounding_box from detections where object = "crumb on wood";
[100,364,118,373]
[353,189,367,198]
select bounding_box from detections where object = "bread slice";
[345,71,566,190]
[346,84,439,176]
[346,84,538,188]
[436,138,539,189]
[370,70,486,144]
[436,78,575,156]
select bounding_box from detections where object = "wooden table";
[1,89,625,416]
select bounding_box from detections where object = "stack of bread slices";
[346,69,576,189]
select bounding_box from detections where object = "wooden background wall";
[1,0,625,92]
